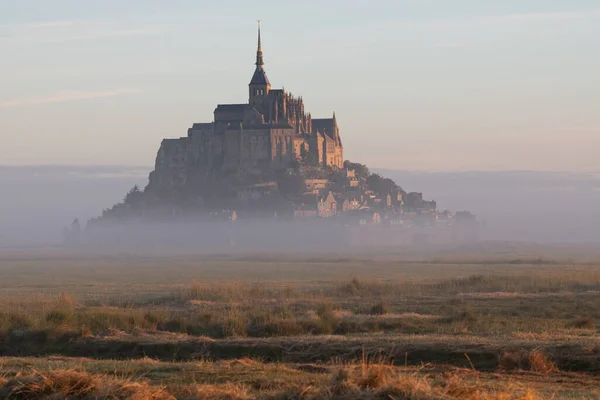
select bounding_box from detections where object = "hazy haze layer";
[1,166,599,246]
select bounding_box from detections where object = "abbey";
[153,24,344,187]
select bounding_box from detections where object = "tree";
[366,173,399,197]
[124,185,144,209]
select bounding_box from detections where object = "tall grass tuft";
[0,370,174,400]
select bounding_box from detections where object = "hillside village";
[90,159,475,232]
[205,162,475,229]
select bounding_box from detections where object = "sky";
[1,0,599,171]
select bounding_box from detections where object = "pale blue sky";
[1,0,599,170]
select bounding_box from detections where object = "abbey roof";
[250,66,270,86]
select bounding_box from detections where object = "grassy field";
[1,246,600,399]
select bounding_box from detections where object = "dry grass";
[2,270,600,340]
[183,364,542,400]
[323,365,539,400]
[0,369,173,399]
[499,349,558,373]
[184,383,251,399]
[1,251,600,398]
[0,366,543,400]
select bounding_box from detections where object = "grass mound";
[184,383,251,399]
[265,364,541,400]
[499,349,558,373]
[0,370,173,400]
[324,364,539,400]
[0,362,547,400]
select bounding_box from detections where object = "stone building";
[345,169,360,188]
[317,192,337,218]
[151,23,344,189]
[305,179,330,193]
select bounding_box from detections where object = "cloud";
[389,9,600,31]
[495,11,600,23]
[324,8,600,51]
[39,28,163,44]
[385,9,600,49]
[0,19,165,46]
[0,89,141,108]
[457,10,600,28]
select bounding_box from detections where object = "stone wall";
[270,128,295,169]
[240,128,271,172]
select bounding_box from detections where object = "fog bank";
[1,166,599,248]
[380,170,600,244]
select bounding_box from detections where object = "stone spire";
[256,20,264,67]
[249,20,270,87]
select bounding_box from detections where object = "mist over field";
[0,166,147,247]
[1,165,599,247]
[381,169,600,244]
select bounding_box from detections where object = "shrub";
[528,350,558,373]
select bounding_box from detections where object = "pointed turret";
[249,20,271,103]
[332,112,341,145]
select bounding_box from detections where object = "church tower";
[249,21,271,105]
